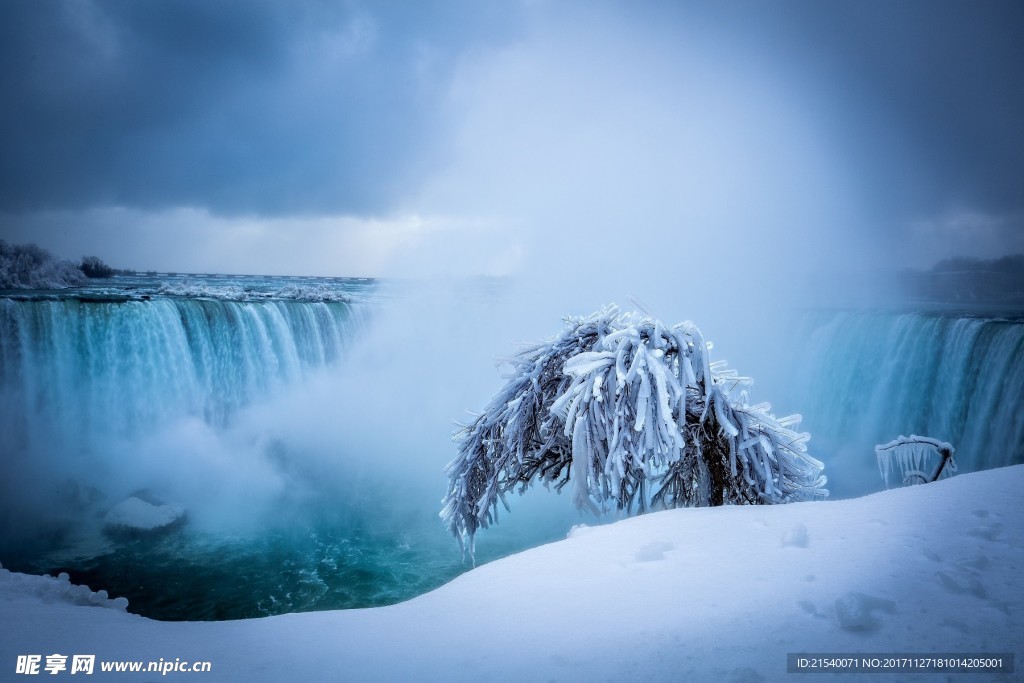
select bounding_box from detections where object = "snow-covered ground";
[2,466,1021,682]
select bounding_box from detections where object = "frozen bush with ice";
[875,434,957,488]
[441,305,827,553]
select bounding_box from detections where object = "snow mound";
[566,524,596,539]
[634,540,674,562]
[833,591,896,631]
[103,497,185,535]
[0,567,128,611]
[1,466,1021,682]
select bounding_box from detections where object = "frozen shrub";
[442,305,827,555]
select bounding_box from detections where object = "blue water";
[1,275,1021,620]
[0,274,577,620]
[787,308,1024,497]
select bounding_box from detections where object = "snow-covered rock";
[102,497,185,536]
[0,570,129,611]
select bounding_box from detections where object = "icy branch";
[875,434,957,488]
[441,305,828,554]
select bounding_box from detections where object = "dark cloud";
[0,0,1021,238]
[0,0,523,215]
[656,0,1024,223]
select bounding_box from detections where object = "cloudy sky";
[0,0,1021,278]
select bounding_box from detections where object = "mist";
[402,5,878,411]
[0,281,584,562]
[0,6,877,550]
[2,3,1021,608]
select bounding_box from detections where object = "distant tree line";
[0,239,134,289]
[899,254,1024,303]
[79,255,136,278]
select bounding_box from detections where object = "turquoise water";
[787,308,1024,496]
[0,274,577,620]
[31,501,569,622]
[1,276,1021,620]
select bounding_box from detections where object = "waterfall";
[790,310,1024,494]
[0,297,366,441]
[0,295,368,534]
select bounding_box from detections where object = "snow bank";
[2,466,1021,682]
[0,569,129,612]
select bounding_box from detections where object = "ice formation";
[103,498,186,535]
[442,305,827,553]
[0,565,129,611]
[875,434,957,488]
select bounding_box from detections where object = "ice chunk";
[635,540,673,562]
[834,592,895,631]
[103,497,186,536]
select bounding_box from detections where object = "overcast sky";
[0,0,1021,277]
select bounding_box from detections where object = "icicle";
[634,367,652,432]
[564,351,616,377]
[614,337,630,390]
[571,415,600,516]
[874,434,957,488]
[625,341,646,384]
[778,413,801,428]
[712,390,740,438]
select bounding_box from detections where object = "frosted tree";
[0,239,85,289]
[441,305,828,555]
[875,435,957,488]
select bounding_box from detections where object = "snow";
[833,592,897,632]
[2,466,1022,682]
[0,571,129,612]
[781,522,809,548]
[102,497,186,534]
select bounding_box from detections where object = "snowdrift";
[2,466,1021,682]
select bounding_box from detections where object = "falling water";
[789,310,1024,495]
[0,296,366,439]
[4,280,1020,618]
[0,278,576,619]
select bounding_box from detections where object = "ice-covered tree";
[441,305,828,554]
[0,239,85,289]
[875,435,957,488]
